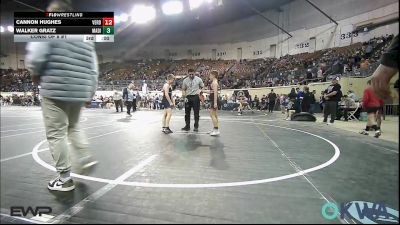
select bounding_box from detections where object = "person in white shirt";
[347,90,358,102]
[113,90,123,112]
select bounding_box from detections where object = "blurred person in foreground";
[26,0,99,192]
[370,35,398,99]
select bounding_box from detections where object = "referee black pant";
[185,95,200,128]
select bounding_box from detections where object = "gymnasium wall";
[0,36,25,69]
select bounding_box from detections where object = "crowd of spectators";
[1,35,394,94]
[1,69,33,92]
[100,59,171,82]
[0,93,40,106]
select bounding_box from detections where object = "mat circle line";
[32,120,340,188]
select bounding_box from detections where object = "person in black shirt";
[288,88,297,102]
[301,86,312,113]
[295,87,302,113]
[267,89,277,113]
[319,91,326,112]
[248,95,253,109]
[132,90,137,112]
[323,77,341,124]
[122,85,128,111]
[309,90,316,114]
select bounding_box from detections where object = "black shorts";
[365,107,383,114]
[210,100,220,110]
[162,100,171,109]
[210,94,219,110]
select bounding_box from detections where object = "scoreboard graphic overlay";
[14,12,114,42]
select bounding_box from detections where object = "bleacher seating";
[1,35,394,92]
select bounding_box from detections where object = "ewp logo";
[322,201,399,224]
[10,206,52,217]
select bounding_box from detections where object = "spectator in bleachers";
[2,35,395,102]
[339,95,356,121]
[347,90,358,102]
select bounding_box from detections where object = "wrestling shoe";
[164,128,173,134]
[210,130,220,136]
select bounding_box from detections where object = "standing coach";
[181,69,204,132]
[25,0,98,192]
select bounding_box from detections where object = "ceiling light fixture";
[131,5,156,24]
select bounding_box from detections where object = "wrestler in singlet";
[162,85,173,109]
[209,83,219,110]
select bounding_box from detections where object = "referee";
[181,69,204,132]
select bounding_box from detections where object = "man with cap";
[181,69,204,132]
[323,77,342,125]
